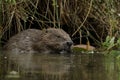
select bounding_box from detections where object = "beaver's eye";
[56,35,61,38]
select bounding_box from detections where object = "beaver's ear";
[42,28,48,33]
[45,29,48,33]
[42,28,53,33]
[44,29,52,33]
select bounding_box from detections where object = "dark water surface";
[0,52,120,80]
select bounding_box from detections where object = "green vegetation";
[102,36,120,50]
[0,0,120,51]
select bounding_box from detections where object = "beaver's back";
[4,29,42,53]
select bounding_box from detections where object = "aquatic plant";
[102,36,120,50]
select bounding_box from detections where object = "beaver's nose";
[66,41,73,46]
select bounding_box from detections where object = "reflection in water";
[1,53,72,80]
[0,52,120,80]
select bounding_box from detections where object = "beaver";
[4,28,73,54]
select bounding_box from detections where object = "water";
[0,52,120,80]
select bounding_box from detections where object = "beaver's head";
[34,28,73,54]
